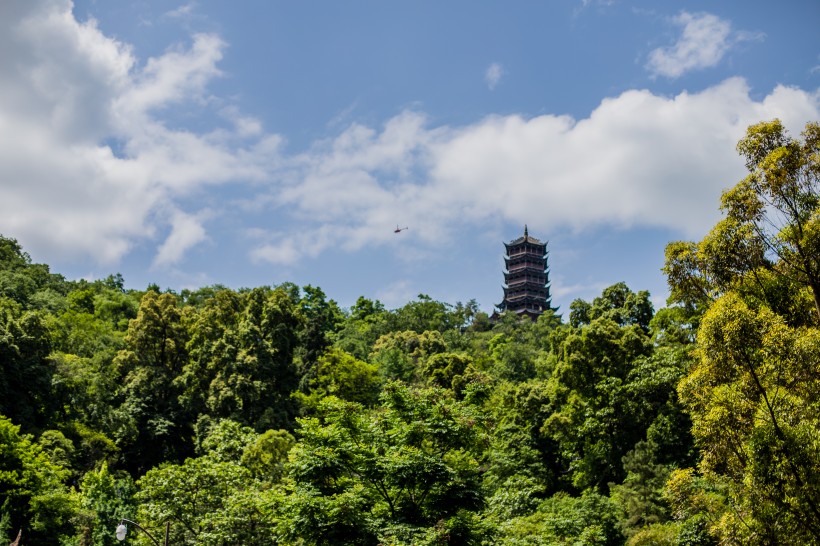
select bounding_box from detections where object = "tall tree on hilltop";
[664,120,820,545]
[0,299,54,431]
[665,120,820,325]
[114,291,191,474]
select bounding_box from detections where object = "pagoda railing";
[505,291,548,301]
[504,271,547,284]
[508,249,545,258]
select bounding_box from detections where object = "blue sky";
[1,0,818,313]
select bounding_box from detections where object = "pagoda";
[497,226,553,319]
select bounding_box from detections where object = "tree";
[661,120,820,546]
[295,347,381,413]
[134,420,281,546]
[180,287,303,432]
[0,298,54,430]
[70,463,136,546]
[0,235,71,310]
[296,285,344,390]
[177,288,243,422]
[370,330,447,383]
[334,297,390,361]
[484,380,560,513]
[543,304,654,492]
[241,429,295,483]
[91,282,139,332]
[422,352,474,393]
[135,457,260,545]
[391,294,458,334]
[676,293,820,544]
[0,417,74,546]
[494,491,621,546]
[569,282,653,332]
[209,287,302,430]
[282,383,487,544]
[609,440,672,537]
[665,120,820,325]
[733,120,820,320]
[486,332,538,382]
[114,291,192,474]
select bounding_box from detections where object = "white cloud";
[0,0,816,281]
[152,208,210,269]
[0,0,275,267]
[485,63,503,90]
[165,2,197,20]
[646,11,761,79]
[253,78,818,265]
[250,237,302,266]
[119,32,224,117]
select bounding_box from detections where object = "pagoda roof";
[504,225,546,247]
[504,255,547,263]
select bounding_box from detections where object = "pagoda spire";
[524,224,528,238]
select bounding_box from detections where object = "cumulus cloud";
[119,32,224,115]
[253,78,818,265]
[152,208,210,269]
[0,0,273,267]
[485,63,503,90]
[646,11,762,79]
[0,0,816,281]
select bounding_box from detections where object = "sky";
[0,0,818,314]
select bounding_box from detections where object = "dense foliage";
[0,120,817,545]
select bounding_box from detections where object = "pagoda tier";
[496,226,553,319]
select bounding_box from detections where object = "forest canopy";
[0,120,818,545]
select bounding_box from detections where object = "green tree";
[177,288,243,422]
[207,287,302,430]
[49,352,122,475]
[495,491,621,546]
[0,298,54,430]
[295,347,381,413]
[486,332,538,382]
[665,120,820,325]
[484,380,560,514]
[135,456,261,545]
[391,294,458,334]
[609,440,672,538]
[733,120,820,320]
[282,383,487,544]
[543,312,653,491]
[370,330,447,383]
[334,297,390,361]
[659,120,820,546]
[180,286,303,432]
[296,285,344,390]
[422,352,475,393]
[91,282,138,332]
[52,306,122,359]
[134,418,281,546]
[0,235,71,310]
[676,293,820,544]
[570,282,653,332]
[114,291,192,474]
[241,429,295,483]
[0,417,75,546]
[70,463,136,546]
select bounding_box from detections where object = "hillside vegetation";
[1,120,818,545]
